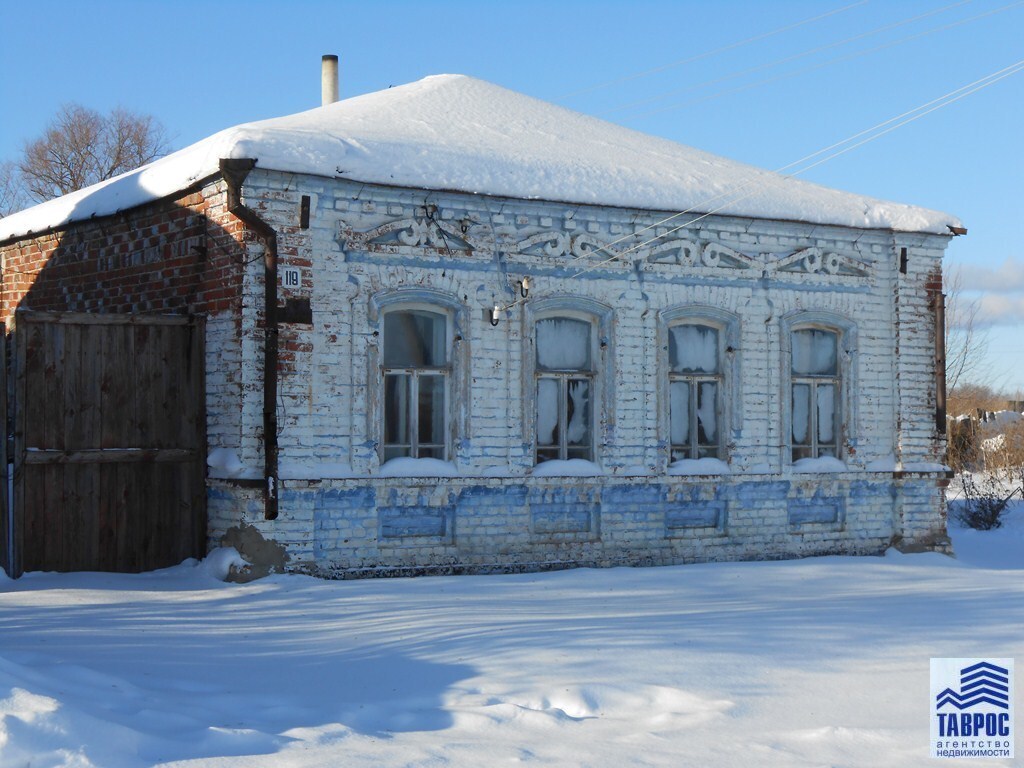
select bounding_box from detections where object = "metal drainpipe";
[935,291,947,435]
[220,158,279,520]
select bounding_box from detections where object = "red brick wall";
[0,181,247,322]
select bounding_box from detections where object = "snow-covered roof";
[0,74,961,242]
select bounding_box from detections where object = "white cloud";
[945,258,1024,327]
[952,257,1024,293]
[976,294,1024,325]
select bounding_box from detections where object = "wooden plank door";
[11,312,206,576]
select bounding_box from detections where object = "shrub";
[991,420,1024,473]
[947,418,980,473]
[950,474,1020,530]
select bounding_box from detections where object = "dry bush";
[947,383,1003,420]
[947,417,980,473]
[983,419,1024,478]
[951,474,1020,530]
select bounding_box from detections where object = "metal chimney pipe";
[321,55,339,106]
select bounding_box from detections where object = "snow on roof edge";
[0,169,224,245]
[0,74,963,243]
[0,162,964,246]
[250,160,962,237]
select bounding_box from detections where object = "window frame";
[524,297,613,469]
[534,315,597,463]
[659,307,739,469]
[789,328,841,461]
[667,321,725,460]
[781,311,857,465]
[381,308,450,461]
[369,289,468,468]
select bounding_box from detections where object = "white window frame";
[534,315,597,463]
[667,321,724,460]
[781,312,857,465]
[524,297,613,468]
[369,289,468,467]
[659,306,739,468]
[381,308,450,461]
[790,328,841,460]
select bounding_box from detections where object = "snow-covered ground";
[2,503,1023,768]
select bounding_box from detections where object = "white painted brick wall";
[204,170,953,573]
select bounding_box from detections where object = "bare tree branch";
[17,104,170,203]
[0,160,28,218]
[945,265,991,395]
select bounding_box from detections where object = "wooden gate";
[6,312,206,576]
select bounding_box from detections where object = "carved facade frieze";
[512,230,630,265]
[339,217,476,255]
[570,233,622,262]
[515,231,570,258]
[643,240,757,271]
[645,239,698,265]
[337,212,870,282]
[774,247,868,277]
[700,242,758,270]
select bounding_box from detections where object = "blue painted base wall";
[208,472,950,578]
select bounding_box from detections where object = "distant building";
[0,71,959,577]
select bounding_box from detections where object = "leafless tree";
[0,160,27,218]
[945,266,991,396]
[17,104,170,203]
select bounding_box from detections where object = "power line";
[556,57,1023,277]
[604,0,977,117]
[517,2,1005,273]
[492,56,1024,315]
[569,58,1024,281]
[783,60,1024,183]
[557,1,869,101]
[620,0,1024,121]
[769,58,1024,180]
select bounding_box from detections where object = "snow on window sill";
[531,459,603,478]
[617,465,655,477]
[378,457,459,478]
[792,456,847,473]
[865,454,897,472]
[668,458,731,476]
[899,462,952,473]
[279,461,358,480]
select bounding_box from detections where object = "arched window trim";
[370,287,465,329]
[367,288,470,469]
[658,306,740,468]
[523,296,614,469]
[780,310,858,465]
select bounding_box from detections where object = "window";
[668,323,722,459]
[535,316,594,463]
[791,328,840,460]
[382,309,449,460]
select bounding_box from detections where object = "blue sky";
[2,0,1022,393]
